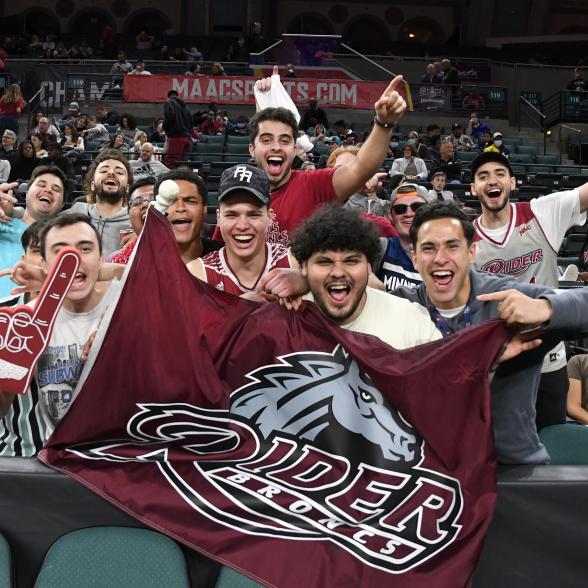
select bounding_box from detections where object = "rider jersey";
[201,242,292,296]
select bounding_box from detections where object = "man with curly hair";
[290,205,441,349]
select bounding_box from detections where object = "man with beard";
[0,166,66,296]
[290,205,441,349]
[66,149,132,257]
[470,151,588,431]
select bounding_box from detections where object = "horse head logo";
[230,346,422,464]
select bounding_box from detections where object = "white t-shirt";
[33,282,117,439]
[305,287,441,349]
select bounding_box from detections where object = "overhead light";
[546,129,552,136]
[408,33,416,38]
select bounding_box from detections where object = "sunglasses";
[392,202,424,215]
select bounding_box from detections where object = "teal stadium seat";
[456,151,478,162]
[34,527,190,588]
[539,424,588,465]
[535,154,559,165]
[510,153,533,164]
[527,165,553,174]
[516,145,538,156]
[225,135,251,145]
[195,142,223,163]
[0,532,12,588]
[215,565,265,588]
[510,164,527,175]
[201,135,226,145]
[503,137,522,147]
[556,166,581,175]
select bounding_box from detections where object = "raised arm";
[332,76,407,201]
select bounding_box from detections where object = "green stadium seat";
[0,532,12,588]
[105,124,118,134]
[516,145,538,156]
[34,527,190,588]
[503,137,522,146]
[195,142,223,163]
[215,565,265,588]
[527,165,553,174]
[556,166,581,174]
[200,135,226,145]
[226,135,251,145]
[535,154,559,165]
[223,154,251,163]
[455,151,478,162]
[208,191,219,207]
[539,424,588,465]
[510,164,527,175]
[136,125,151,134]
[510,153,533,164]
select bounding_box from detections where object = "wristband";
[373,116,394,130]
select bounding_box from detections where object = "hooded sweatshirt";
[163,96,193,138]
[66,202,130,257]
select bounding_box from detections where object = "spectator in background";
[567,67,588,92]
[79,40,94,59]
[300,98,328,131]
[185,63,203,77]
[149,119,166,144]
[432,62,444,83]
[30,133,48,159]
[227,115,250,137]
[184,47,203,62]
[462,90,486,113]
[285,64,297,78]
[81,115,110,146]
[96,104,120,126]
[103,133,130,155]
[441,58,460,86]
[226,36,248,62]
[8,140,38,183]
[30,117,59,144]
[387,134,403,159]
[428,171,464,206]
[40,143,74,180]
[128,59,151,75]
[163,90,193,168]
[249,21,266,65]
[447,122,475,151]
[390,143,428,181]
[483,132,510,157]
[135,31,155,52]
[211,62,226,76]
[133,131,149,156]
[129,143,169,181]
[421,63,439,84]
[466,112,491,141]
[0,84,26,136]
[310,123,327,145]
[0,159,9,182]
[424,124,442,160]
[479,130,494,151]
[117,113,138,143]
[567,354,588,424]
[429,140,462,183]
[0,129,17,161]
[60,124,84,162]
[110,50,133,85]
[200,111,225,135]
[101,25,117,59]
[407,130,430,160]
[158,45,174,61]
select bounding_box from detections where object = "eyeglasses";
[129,194,155,208]
[392,202,424,215]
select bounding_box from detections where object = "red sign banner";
[124,75,409,109]
[41,210,507,587]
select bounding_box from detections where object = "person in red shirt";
[214,74,407,246]
[0,84,26,137]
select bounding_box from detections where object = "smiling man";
[0,167,67,296]
[188,164,293,295]
[470,151,588,430]
[394,202,588,464]
[67,149,133,258]
[213,72,406,247]
[0,213,117,443]
[291,205,441,349]
[154,168,222,264]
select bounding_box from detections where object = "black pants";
[536,366,569,430]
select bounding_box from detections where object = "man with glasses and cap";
[374,183,427,291]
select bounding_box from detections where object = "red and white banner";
[124,75,409,109]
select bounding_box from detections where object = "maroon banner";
[40,210,507,587]
[124,74,402,109]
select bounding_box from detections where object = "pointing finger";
[272,65,279,76]
[477,290,515,302]
[384,75,404,95]
[31,249,81,334]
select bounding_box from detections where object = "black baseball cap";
[470,151,513,178]
[218,164,270,205]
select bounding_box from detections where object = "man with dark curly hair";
[290,205,441,349]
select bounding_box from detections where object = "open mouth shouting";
[266,156,285,177]
[232,234,255,248]
[170,218,192,233]
[326,282,352,305]
[431,270,454,292]
[70,270,87,290]
[485,187,502,202]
